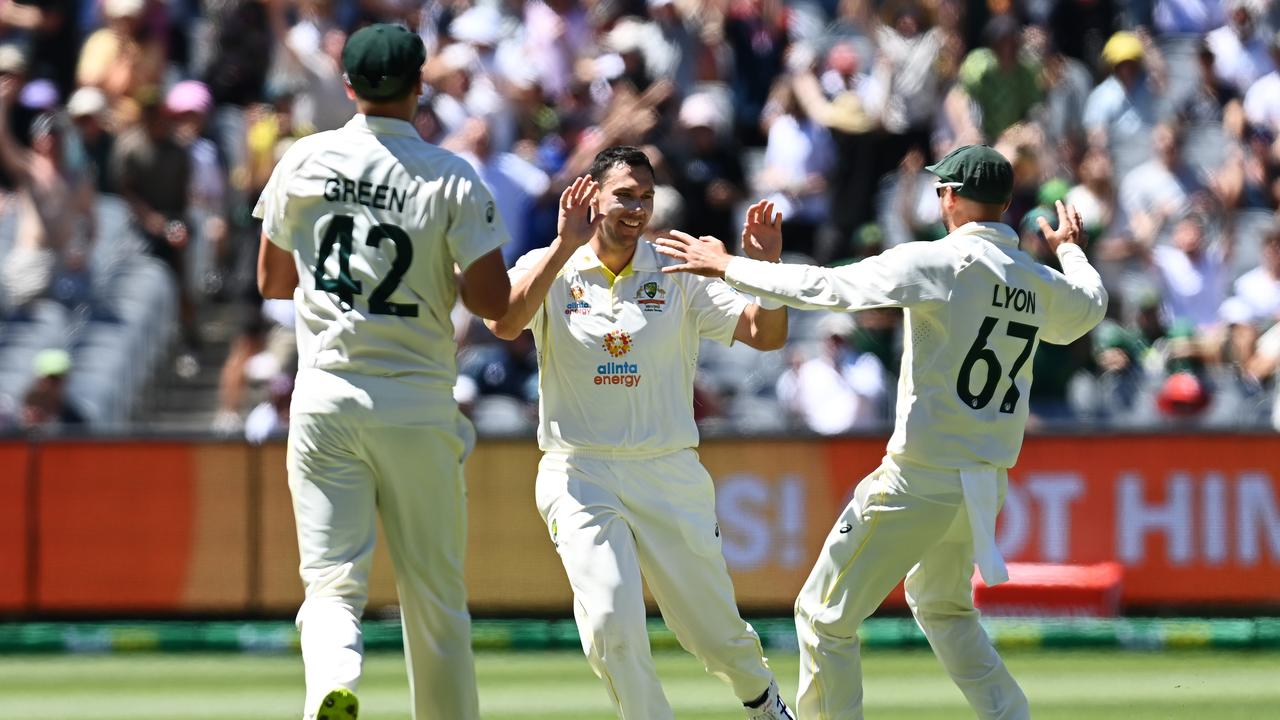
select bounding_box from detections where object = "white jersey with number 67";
[253,115,508,399]
[724,221,1107,470]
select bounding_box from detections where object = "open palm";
[741,200,783,262]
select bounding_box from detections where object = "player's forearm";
[724,256,896,312]
[1051,244,1109,340]
[486,238,576,340]
[738,304,788,351]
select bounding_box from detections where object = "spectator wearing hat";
[66,86,114,193]
[1205,0,1274,96]
[1084,31,1163,168]
[1243,32,1280,132]
[0,75,94,313]
[167,80,228,298]
[663,92,746,244]
[20,348,84,430]
[76,0,163,109]
[952,16,1043,143]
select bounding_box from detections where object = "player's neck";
[590,235,638,276]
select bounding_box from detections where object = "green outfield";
[10,648,1280,719]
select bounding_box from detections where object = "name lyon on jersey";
[991,283,1037,314]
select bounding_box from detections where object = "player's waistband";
[540,446,696,462]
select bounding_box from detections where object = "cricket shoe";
[316,688,358,720]
[744,680,796,720]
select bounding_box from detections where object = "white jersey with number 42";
[725,221,1108,470]
[254,115,508,401]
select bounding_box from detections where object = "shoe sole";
[316,688,358,720]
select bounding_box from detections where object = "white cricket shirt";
[254,114,509,409]
[512,240,748,456]
[725,222,1108,471]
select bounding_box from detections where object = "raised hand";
[653,230,732,278]
[558,175,602,250]
[1038,199,1088,252]
[741,199,783,262]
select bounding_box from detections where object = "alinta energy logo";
[596,330,641,387]
[565,284,591,316]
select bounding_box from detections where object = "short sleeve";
[252,144,304,251]
[510,248,550,334]
[688,276,749,345]
[445,163,510,271]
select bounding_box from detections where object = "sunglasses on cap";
[934,181,963,198]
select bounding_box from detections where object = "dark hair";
[586,145,654,185]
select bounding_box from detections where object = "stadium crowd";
[0,0,1278,436]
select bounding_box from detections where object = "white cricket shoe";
[744,680,796,720]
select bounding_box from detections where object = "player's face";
[594,164,656,247]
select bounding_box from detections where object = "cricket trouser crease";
[536,449,777,719]
[794,458,1029,720]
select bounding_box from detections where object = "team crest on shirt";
[635,281,667,313]
[602,329,633,357]
[565,284,591,315]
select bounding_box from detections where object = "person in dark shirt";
[664,93,745,244]
[20,349,84,431]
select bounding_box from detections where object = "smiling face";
[593,161,656,250]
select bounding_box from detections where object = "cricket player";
[485,146,796,719]
[657,145,1108,719]
[255,24,511,720]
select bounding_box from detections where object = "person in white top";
[486,146,795,719]
[657,144,1108,720]
[255,24,511,720]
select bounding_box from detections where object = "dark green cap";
[925,144,1014,205]
[342,24,426,101]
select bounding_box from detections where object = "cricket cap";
[342,24,426,101]
[926,144,1014,205]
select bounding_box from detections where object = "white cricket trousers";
[288,395,479,720]
[535,449,776,719]
[794,457,1028,720]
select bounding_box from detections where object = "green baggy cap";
[342,23,426,101]
[925,144,1014,205]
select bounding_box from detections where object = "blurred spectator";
[1118,123,1209,240]
[1065,146,1117,240]
[1249,320,1280,429]
[873,3,949,156]
[952,16,1042,143]
[1148,213,1230,332]
[1085,32,1162,168]
[775,314,887,434]
[663,93,745,243]
[0,0,77,96]
[756,75,834,259]
[1178,39,1244,127]
[267,0,354,135]
[244,372,292,444]
[1033,27,1095,152]
[0,77,94,313]
[458,330,539,405]
[1229,224,1280,322]
[167,80,228,298]
[66,86,114,193]
[214,298,295,433]
[724,0,788,143]
[76,0,164,111]
[20,348,83,430]
[1242,31,1280,131]
[110,91,200,363]
[450,116,551,264]
[1091,319,1150,421]
[1205,0,1274,96]
[1152,0,1225,36]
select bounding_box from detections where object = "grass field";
[11,648,1280,719]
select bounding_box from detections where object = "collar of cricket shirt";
[955,221,1020,248]
[571,239,662,275]
[345,113,420,138]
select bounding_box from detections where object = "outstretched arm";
[730,200,787,350]
[485,175,601,340]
